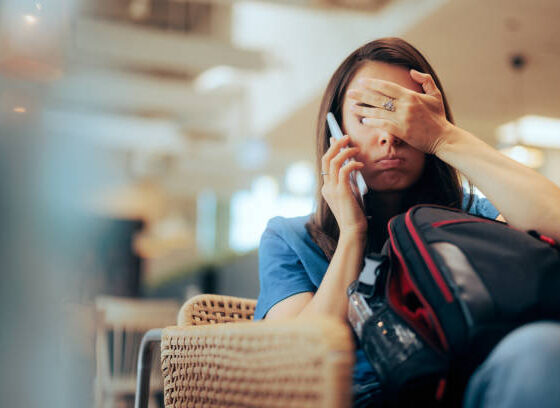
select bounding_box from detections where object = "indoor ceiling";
[403,0,560,144]
[5,0,556,218]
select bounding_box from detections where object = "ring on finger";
[321,171,329,176]
[383,97,396,112]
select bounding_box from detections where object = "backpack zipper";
[405,210,454,303]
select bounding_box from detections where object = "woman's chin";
[366,171,416,192]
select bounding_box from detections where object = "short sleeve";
[462,190,500,219]
[254,221,316,321]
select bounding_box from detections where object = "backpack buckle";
[353,254,388,298]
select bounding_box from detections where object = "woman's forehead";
[348,61,423,94]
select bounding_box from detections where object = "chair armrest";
[161,317,355,408]
[177,294,256,326]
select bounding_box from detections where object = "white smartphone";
[326,112,368,207]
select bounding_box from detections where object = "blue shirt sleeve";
[254,218,317,321]
[462,190,500,220]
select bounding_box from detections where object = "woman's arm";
[266,134,369,322]
[264,231,365,321]
[438,125,560,241]
[296,231,365,320]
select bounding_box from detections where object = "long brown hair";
[306,37,473,260]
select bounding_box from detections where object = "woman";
[253,37,560,407]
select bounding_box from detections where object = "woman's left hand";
[347,69,455,155]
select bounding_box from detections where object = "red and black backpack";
[347,204,560,406]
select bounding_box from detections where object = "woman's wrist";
[338,229,367,248]
[435,123,476,161]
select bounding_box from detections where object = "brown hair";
[306,37,473,260]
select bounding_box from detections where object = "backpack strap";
[348,244,390,299]
[346,241,390,339]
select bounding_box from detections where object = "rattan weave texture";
[162,294,354,408]
[177,294,256,326]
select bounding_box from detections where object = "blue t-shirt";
[253,192,499,388]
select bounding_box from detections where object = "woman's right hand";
[321,134,368,237]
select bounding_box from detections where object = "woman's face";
[341,61,426,192]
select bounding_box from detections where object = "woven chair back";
[177,294,256,326]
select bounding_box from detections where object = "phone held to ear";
[326,112,368,208]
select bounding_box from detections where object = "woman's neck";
[363,190,409,253]
[366,190,407,222]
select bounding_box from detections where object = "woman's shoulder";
[261,213,328,265]
[461,187,499,219]
[255,215,325,320]
[264,214,313,241]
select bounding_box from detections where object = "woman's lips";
[375,158,404,169]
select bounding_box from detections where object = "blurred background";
[1,0,559,407]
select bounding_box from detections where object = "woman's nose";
[378,132,402,146]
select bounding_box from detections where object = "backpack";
[347,204,560,406]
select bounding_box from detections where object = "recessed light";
[497,115,560,149]
[24,15,38,25]
[13,106,27,114]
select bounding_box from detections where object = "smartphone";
[326,112,368,207]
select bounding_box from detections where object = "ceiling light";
[13,106,27,114]
[24,14,38,25]
[497,115,560,149]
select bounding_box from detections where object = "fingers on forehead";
[360,78,406,99]
[347,89,386,106]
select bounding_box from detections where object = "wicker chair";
[135,294,355,408]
